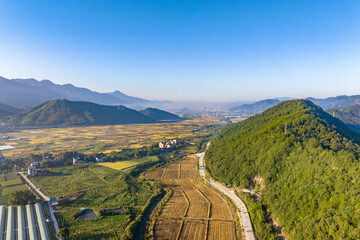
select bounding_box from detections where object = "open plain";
[2,118,218,158]
[144,157,239,240]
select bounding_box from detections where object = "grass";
[0,173,29,205]
[57,208,132,240]
[2,118,218,159]
[98,156,160,171]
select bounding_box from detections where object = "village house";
[28,166,37,177]
[31,161,40,167]
[159,139,179,149]
[73,157,85,165]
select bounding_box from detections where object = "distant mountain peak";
[0,76,151,108]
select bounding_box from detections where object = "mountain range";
[2,76,360,114]
[9,99,180,128]
[230,95,360,116]
[229,99,281,116]
[0,76,152,108]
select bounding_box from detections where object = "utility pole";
[285,123,288,134]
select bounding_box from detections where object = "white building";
[73,157,85,165]
[30,161,39,167]
[28,167,37,177]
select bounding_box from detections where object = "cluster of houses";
[72,156,104,165]
[0,134,20,141]
[42,155,63,162]
[159,139,179,149]
[27,161,52,177]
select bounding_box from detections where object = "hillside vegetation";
[206,99,360,239]
[10,99,179,127]
[139,107,180,121]
[0,102,21,119]
[326,104,360,132]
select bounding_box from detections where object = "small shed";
[49,197,58,206]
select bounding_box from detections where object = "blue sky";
[0,1,360,101]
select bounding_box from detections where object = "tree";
[9,190,36,205]
[56,227,70,240]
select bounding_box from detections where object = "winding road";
[196,143,256,240]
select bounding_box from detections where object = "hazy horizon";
[1,1,360,101]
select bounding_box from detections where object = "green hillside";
[326,104,360,132]
[11,99,154,127]
[206,99,360,239]
[0,102,21,119]
[139,107,180,121]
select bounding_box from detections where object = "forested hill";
[139,108,180,121]
[205,99,360,239]
[11,99,154,127]
[326,104,360,132]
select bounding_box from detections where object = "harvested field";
[208,221,236,240]
[153,218,182,240]
[144,156,238,240]
[179,219,207,240]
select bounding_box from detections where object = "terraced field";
[145,157,238,240]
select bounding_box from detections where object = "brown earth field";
[144,156,239,240]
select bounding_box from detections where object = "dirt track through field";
[145,157,238,240]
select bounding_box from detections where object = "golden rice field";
[144,157,238,240]
[2,118,218,159]
[98,156,159,170]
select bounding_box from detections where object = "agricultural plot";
[153,218,182,240]
[207,221,236,240]
[179,219,207,240]
[145,157,239,240]
[3,118,218,159]
[98,155,159,171]
[30,164,153,208]
[0,173,29,205]
[29,163,156,239]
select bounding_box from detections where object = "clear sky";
[0,1,360,101]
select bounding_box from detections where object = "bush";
[9,190,36,205]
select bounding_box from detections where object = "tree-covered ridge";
[139,107,180,121]
[206,99,360,239]
[8,99,180,127]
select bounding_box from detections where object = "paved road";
[18,172,61,238]
[18,172,50,201]
[196,151,256,240]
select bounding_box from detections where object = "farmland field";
[30,164,153,208]
[0,172,29,205]
[98,155,159,170]
[144,157,239,240]
[3,118,218,159]
[29,163,156,239]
